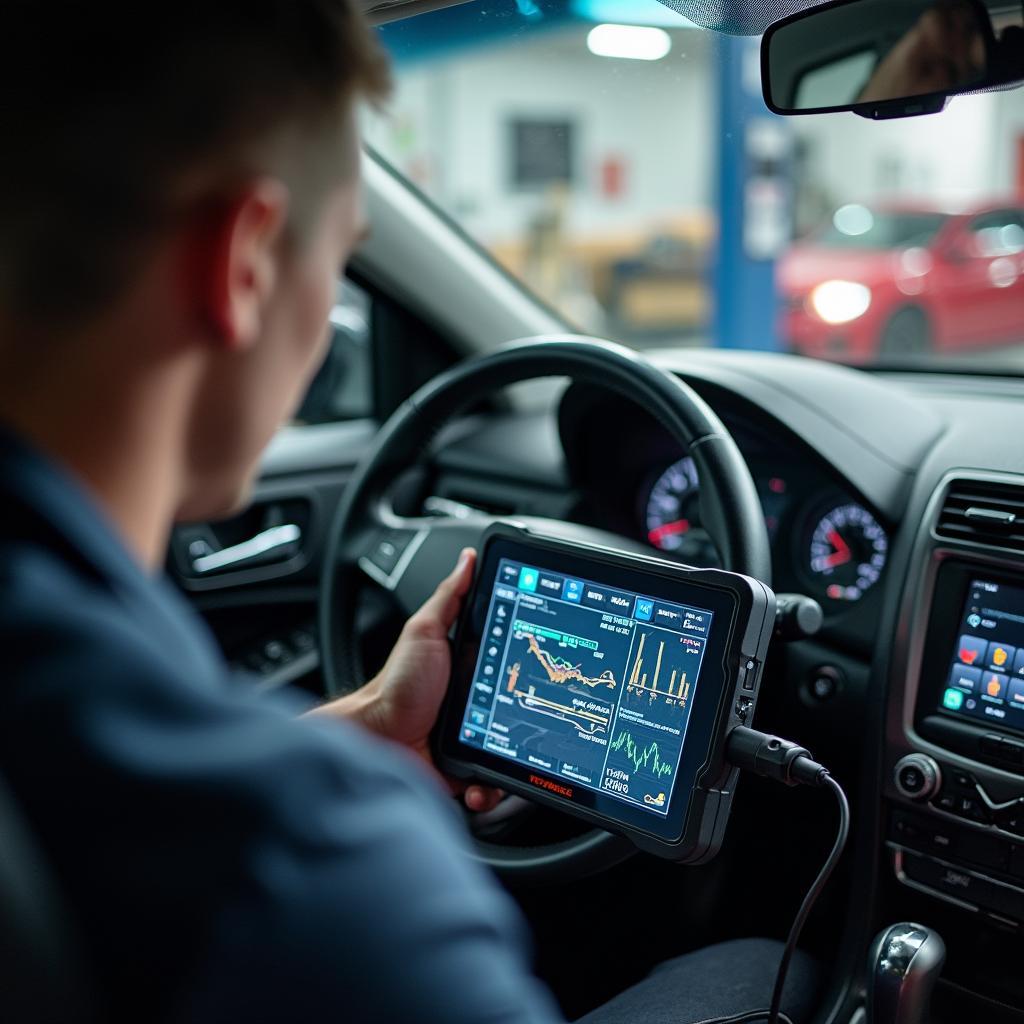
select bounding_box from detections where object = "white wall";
[990,86,1024,197]
[364,25,715,245]
[363,22,1024,246]
[791,86,1024,211]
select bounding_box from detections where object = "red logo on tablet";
[529,775,573,799]
[960,647,979,665]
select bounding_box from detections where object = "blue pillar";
[713,34,792,351]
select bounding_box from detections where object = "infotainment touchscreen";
[435,524,776,862]
[940,578,1024,733]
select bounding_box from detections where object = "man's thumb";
[418,547,476,627]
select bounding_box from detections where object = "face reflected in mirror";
[857,0,988,104]
[765,0,1024,116]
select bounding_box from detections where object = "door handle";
[191,523,302,575]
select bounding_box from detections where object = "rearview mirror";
[762,0,1024,119]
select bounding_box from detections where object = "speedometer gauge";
[807,502,888,603]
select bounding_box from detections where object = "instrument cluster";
[641,455,889,612]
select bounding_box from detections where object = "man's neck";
[0,334,195,572]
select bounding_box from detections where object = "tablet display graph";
[460,558,713,817]
[623,629,701,711]
[501,618,619,736]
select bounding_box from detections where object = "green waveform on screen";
[609,731,673,779]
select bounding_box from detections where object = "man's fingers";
[464,785,504,813]
[447,776,505,812]
[415,547,476,629]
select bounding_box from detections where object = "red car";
[779,201,1024,360]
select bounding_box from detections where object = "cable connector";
[726,726,829,788]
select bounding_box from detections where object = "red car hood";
[778,246,899,294]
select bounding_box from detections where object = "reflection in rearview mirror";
[763,0,1024,119]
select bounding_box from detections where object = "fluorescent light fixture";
[587,23,672,60]
[810,281,872,325]
[572,0,697,28]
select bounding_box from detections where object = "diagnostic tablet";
[435,523,776,863]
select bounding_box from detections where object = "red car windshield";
[814,209,949,250]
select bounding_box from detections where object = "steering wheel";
[319,336,771,882]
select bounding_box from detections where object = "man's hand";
[310,548,503,812]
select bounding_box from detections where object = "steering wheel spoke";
[355,523,430,593]
[361,515,497,616]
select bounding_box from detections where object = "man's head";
[0,2,390,525]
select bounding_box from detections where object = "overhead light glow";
[586,23,672,60]
[833,204,874,237]
[572,0,697,28]
[810,280,872,325]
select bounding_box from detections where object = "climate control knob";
[894,754,941,801]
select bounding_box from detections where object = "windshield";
[364,0,1024,369]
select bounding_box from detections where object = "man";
[0,3,814,1022]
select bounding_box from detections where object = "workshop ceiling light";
[586,24,672,60]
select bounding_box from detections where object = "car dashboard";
[174,350,1024,1020]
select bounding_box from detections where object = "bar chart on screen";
[623,628,701,712]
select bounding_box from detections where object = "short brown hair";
[0,1,391,325]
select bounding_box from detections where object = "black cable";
[766,774,849,1024]
[709,730,852,1024]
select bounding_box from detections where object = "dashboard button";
[894,754,941,801]
[262,640,289,664]
[926,828,958,855]
[935,792,957,812]
[958,796,990,823]
[811,674,835,700]
[951,769,976,790]
[805,664,843,703]
[367,531,415,576]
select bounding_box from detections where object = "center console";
[886,473,1024,940]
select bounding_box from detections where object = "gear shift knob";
[867,923,945,1024]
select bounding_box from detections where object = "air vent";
[935,479,1024,554]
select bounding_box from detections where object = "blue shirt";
[0,429,561,1023]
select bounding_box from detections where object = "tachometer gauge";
[644,457,718,564]
[646,457,699,551]
[807,502,888,603]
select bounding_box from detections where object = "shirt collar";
[0,423,152,590]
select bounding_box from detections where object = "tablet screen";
[457,555,714,818]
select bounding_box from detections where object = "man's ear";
[194,179,291,350]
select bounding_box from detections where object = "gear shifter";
[867,923,945,1024]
